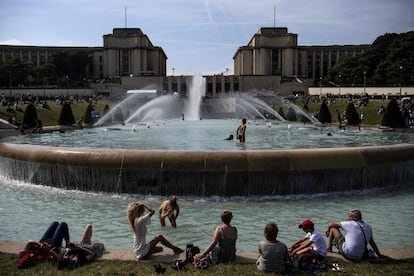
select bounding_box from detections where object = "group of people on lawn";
[17,196,381,274]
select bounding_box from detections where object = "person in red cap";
[288,219,327,263]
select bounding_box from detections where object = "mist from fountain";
[94,76,318,126]
[185,75,206,120]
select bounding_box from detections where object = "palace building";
[0,27,369,97]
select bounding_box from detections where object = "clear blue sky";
[0,0,413,75]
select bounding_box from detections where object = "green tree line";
[0,50,89,89]
[326,31,414,87]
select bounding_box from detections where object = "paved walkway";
[1,241,413,263]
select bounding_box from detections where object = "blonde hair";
[127,202,145,232]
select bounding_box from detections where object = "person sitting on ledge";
[289,219,327,263]
[326,209,381,262]
[194,210,238,265]
[127,201,183,260]
[256,222,291,274]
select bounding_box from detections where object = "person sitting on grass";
[16,221,70,269]
[57,224,105,270]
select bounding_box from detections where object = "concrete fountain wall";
[0,142,413,196]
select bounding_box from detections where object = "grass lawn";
[1,252,413,275]
[0,99,114,127]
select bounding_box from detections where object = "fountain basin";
[1,142,413,196]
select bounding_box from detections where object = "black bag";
[185,244,200,263]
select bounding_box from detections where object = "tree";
[326,31,414,86]
[381,98,405,128]
[286,107,297,121]
[58,102,75,125]
[345,102,361,125]
[0,58,34,88]
[278,107,286,119]
[53,50,89,87]
[83,104,94,125]
[37,63,57,87]
[22,103,38,129]
[318,100,331,124]
[112,107,125,124]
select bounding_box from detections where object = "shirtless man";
[159,196,180,227]
[236,118,247,142]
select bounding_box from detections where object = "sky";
[0,0,413,76]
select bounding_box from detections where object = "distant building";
[0,26,370,97]
[204,27,369,97]
[0,28,167,80]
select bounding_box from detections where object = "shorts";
[333,233,346,255]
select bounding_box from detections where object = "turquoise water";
[5,119,414,150]
[1,177,413,252]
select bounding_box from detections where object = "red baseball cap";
[298,219,314,229]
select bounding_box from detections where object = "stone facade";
[0,26,370,97]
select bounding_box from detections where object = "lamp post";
[319,77,322,96]
[65,75,69,97]
[363,71,366,94]
[399,65,403,100]
[172,68,175,76]
[9,70,12,99]
[338,74,341,96]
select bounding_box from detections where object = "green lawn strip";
[1,253,414,276]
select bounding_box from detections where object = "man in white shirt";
[326,209,381,261]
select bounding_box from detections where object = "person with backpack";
[326,209,381,261]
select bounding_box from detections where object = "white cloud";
[0,39,23,45]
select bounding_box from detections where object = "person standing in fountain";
[127,202,183,260]
[325,209,381,262]
[236,118,247,142]
[159,196,180,227]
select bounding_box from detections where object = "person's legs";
[159,210,166,227]
[50,222,70,247]
[297,247,318,263]
[168,216,177,227]
[149,234,183,254]
[39,221,59,243]
[327,227,342,252]
[80,224,93,244]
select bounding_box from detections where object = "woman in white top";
[127,202,183,260]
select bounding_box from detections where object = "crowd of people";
[17,195,383,274]
[16,194,384,274]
